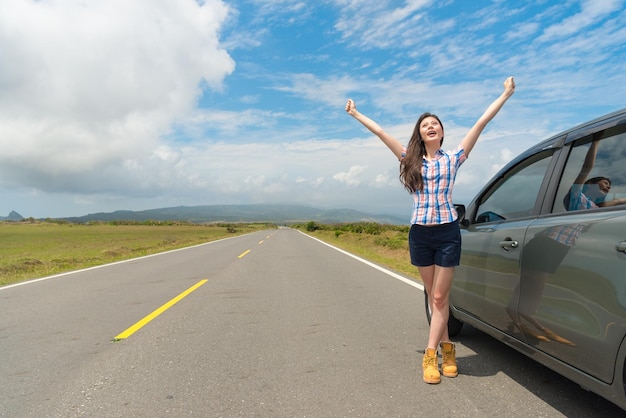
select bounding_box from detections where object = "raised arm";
[573,139,599,185]
[460,76,516,157]
[345,99,404,160]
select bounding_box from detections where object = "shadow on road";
[455,324,625,417]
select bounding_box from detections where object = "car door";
[517,125,626,384]
[453,148,558,334]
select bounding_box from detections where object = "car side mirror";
[454,204,469,228]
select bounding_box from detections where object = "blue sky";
[1,0,625,220]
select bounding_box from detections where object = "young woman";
[345,76,516,384]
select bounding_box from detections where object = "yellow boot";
[543,328,576,347]
[440,342,458,378]
[422,348,441,384]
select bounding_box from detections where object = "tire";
[424,291,463,337]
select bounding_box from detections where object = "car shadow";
[454,324,625,416]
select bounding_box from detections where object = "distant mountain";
[0,210,24,221]
[59,204,405,225]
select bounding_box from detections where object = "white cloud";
[0,0,234,185]
[333,165,367,186]
[373,172,396,188]
[334,0,436,49]
[2,0,626,221]
[538,0,624,41]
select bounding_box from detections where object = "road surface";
[1,228,622,416]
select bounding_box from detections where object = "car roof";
[508,107,626,166]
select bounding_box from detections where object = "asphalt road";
[1,228,623,417]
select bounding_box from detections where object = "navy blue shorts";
[409,220,461,267]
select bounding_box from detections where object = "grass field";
[0,220,420,287]
[296,223,420,282]
[0,221,274,286]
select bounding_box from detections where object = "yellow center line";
[238,249,251,258]
[113,279,208,341]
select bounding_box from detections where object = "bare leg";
[419,265,454,347]
[517,271,549,330]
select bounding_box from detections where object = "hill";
[0,211,24,221]
[59,204,405,225]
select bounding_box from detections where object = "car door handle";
[499,239,519,250]
[617,241,626,253]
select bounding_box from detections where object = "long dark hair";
[585,176,611,187]
[400,112,444,193]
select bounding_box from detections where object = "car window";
[474,150,554,224]
[553,125,626,213]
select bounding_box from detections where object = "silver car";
[426,108,626,409]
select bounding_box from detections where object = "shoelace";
[423,356,437,367]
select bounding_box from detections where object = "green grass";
[1,220,419,288]
[293,222,421,283]
[0,221,275,286]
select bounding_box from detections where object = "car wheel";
[424,291,463,337]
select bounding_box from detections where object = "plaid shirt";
[565,184,599,211]
[403,145,467,225]
[542,224,586,247]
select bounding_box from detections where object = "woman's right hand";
[343,98,404,159]
[345,99,357,116]
[503,76,515,97]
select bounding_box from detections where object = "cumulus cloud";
[333,165,367,186]
[0,0,234,188]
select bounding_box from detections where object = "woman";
[345,76,516,384]
[563,138,626,210]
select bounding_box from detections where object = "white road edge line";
[0,235,241,291]
[299,230,424,292]
[3,230,424,293]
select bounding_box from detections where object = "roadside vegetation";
[0,219,274,287]
[292,221,420,282]
[1,219,419,287]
